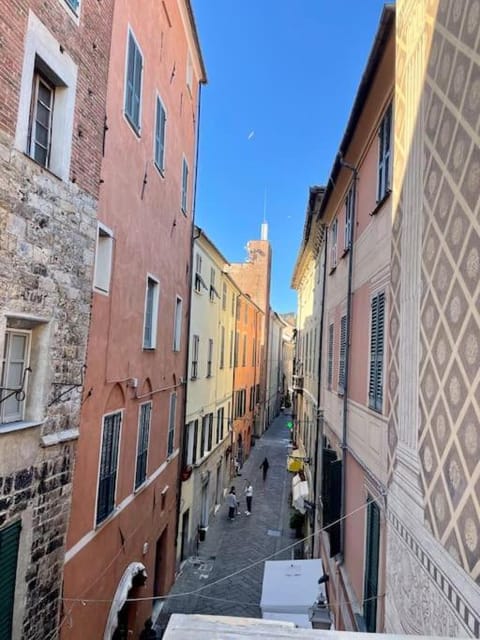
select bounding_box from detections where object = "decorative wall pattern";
[419,0,480,583]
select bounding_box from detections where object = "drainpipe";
[174,82,203,553]
[338,155,358,563]
[313,225,327,552]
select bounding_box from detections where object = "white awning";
[104,562,147,640]
[292,474,309,514]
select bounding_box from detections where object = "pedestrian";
[259,457,270,481]
[139,617,157,640]
[244,480,253,515]
[226,486,238,520]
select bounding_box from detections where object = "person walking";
[226,486,238,520]
[259,457,270,482]
[244,480,253,515]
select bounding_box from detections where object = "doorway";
[200,482,209,527]
[180,510,189,561]
[215,462,222,506]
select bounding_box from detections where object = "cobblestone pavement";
[155,412,299,634]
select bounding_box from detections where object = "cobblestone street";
[156,412,298,634]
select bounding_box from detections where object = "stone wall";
[0,131,97,638]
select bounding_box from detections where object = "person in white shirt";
[244,480,253,515]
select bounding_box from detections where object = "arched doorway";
[104,562,147,640]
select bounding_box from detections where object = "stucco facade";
[0,2,114,638]
[266,311,286,426]
[62,2,206,638]
[386,0,480,635]
[178,228,236,561]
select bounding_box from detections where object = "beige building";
[386,0,480,635]
[178,227,237,561]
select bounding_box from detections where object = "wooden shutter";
[369,293,385,412]
[0,520,21,640]
[363,499,380,632]
[368,296,378,407]
[327,324,334,388]
[338,315,347,393]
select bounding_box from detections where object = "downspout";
[313,225,327,546]
[338,156,358,563]
[175,82,203,551]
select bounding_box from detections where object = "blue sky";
[192,0,390,313]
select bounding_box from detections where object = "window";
[173,296,182,352]
[209,268,218,302]
[29,72,54,168]
[154,95,166,172]
[231,293,235,316]
[207,338,213,377]
[191,334,199,379]
[330,219,338,269]
[181,157,189,214]
[207,413,213,451]
[1,331,30,424]
[125,29,143,133]
[143,276,159,349]
[244,304,248,324]
[363,498,380,632]
[338,315,347,394]
[135,402,151,489]
[236,300,241,320]
[64,0,80,13]
[186,419,198,465]
[242,334,247,367]
[96,412,121,525]
[256,384,260,403]
[186,51,193,93]
[200,414,208,458]
[216,407,224,442]
[229,330,234,368]
[344,186,354,252]
[0,520,21,639]
[194,253,206,293]
[377,104,392,201]
[234,331,239,366]
[369,292,385,412]
[219,326,225,369]
[327,324,334,389]
[222,283,227,310]
[93,223,113,294]
[252,338,256,366]
[167,392,177,456]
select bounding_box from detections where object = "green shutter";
[0,520,21,640]
[363,499,380,632]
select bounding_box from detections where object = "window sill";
[341,247,350,258]
[329,264,337,275]
[124,112,141,138]
[134,480,148,494]
[0,419,44,434]
[95,508,118,530]
[22,152,64,182]
[143,346,156,352]
[370,190,391,216]
[41,427,79,447]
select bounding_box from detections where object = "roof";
[185,0,207,83]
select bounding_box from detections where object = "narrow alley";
[156,412,298,634]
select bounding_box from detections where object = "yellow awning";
[287,449,304,473]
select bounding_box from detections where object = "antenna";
[263,187,267,223]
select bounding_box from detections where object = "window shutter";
[338,315,347,392]
[0,520,21,639]
[207,413,213,451]
[135,403,151,488]
[97,413,121,524]
[168,393,177,455]
[327,324,334,388]
[368,296,378,407]
[375,293,385,411]
[363,499,380,632]
[192,420,198,464]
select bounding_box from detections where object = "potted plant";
[289,510,305,538]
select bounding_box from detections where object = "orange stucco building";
[62,2,206,638]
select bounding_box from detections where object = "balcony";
[292,374,303,391]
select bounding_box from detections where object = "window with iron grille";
[143,277,159,349]
[327,324,334,389]
[344,186,354,251]
[369,292,385,412]
[0,520,21,639]
[191,334,199,379]
[377,104,392,202]
[181,157,189,213]
[330,219,338,269]
[207,338,213,377]
[338,315,347,394]
[219,326,225,369]
[1,330,30,424]
[96,412,121,525]
[167,392,177,456]
[125,30,143,133]
[154,95,166,172]
[135,402,151,489]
